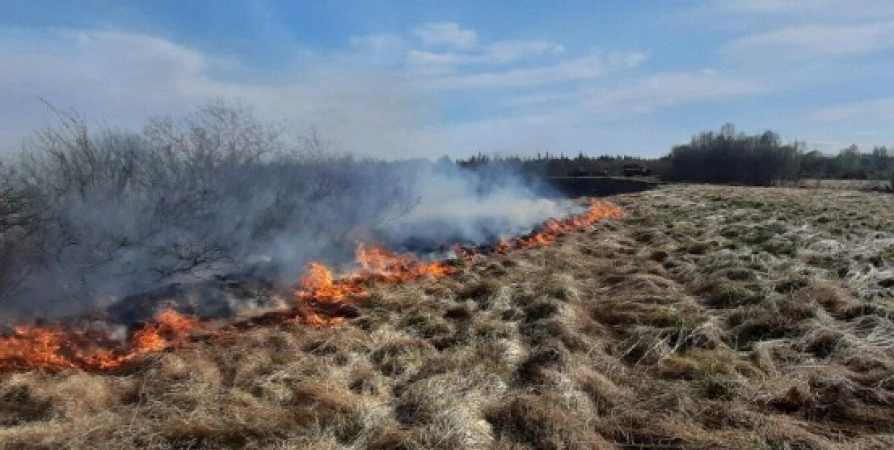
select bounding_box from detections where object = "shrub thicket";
[665,124,802,185]
[0,103,414,318]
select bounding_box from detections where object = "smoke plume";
[0,104,580,321]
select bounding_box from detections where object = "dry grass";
[792,179,891,191]
[2,184,894,449]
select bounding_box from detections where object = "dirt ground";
[2,184,893,450]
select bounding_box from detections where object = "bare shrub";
[0,103,416,319]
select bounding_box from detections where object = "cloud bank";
[2,3,893,158]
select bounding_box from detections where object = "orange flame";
[467,199,625,253]
[296,262,368,303]
[0,198,624,373]
[515,199,625,248]
[293,244,456,306]
[0,309,199,372]
[356,243,457,280]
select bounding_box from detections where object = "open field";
[791,179,891,191]
[1,184,893,449]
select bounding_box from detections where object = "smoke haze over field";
[0,106,582,321]
[371,161,575,251]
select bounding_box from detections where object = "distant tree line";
[664,124,803,185]
[456,123,894,188]
[666,124,893,186]
[455,152,666,178]
[799,145,893,181]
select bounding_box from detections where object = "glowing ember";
[0,198,624,373]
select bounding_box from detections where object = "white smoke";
[370,160,581,250]
[0,106,581,321]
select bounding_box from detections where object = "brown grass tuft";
[369,338,437,377]
[575,367,632,414]
[485,393,615,450]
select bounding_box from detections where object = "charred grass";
[2,184,894,449]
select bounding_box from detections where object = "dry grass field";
[792,179,891,191]
[1,184,893,450]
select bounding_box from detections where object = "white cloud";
[15,16,874,160]
[0,28,208,96]
[508,70,765,119]
[406,38,561,72]
[413,22,477,48]
[406,50,462,72]
[809,98,894,122]
[348,33,407,64]
[484,39,554,63]
[583,70,767,114]
[0,26,660,159]
[0,27,441,158]
[0,27,214,151]
[723,21,894,60]
[425,52,647,89]
[716,0,894,19]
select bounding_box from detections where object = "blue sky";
[1,0,893,159]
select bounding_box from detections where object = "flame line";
[0,199,624,373]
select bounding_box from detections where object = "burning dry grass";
[2,185,894,449]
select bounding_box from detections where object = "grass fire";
[2,107,893,450]
[0,200,624,373]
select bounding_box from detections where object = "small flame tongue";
[128,309,199,353]
[0,309,199,372]
[492,199,624,252]
[0,199,624,373]
[296,262,368,303]
[356,243,458,280]
[295,243,457,304]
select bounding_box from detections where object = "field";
[791,179,891,191]
[1,184,893,450]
